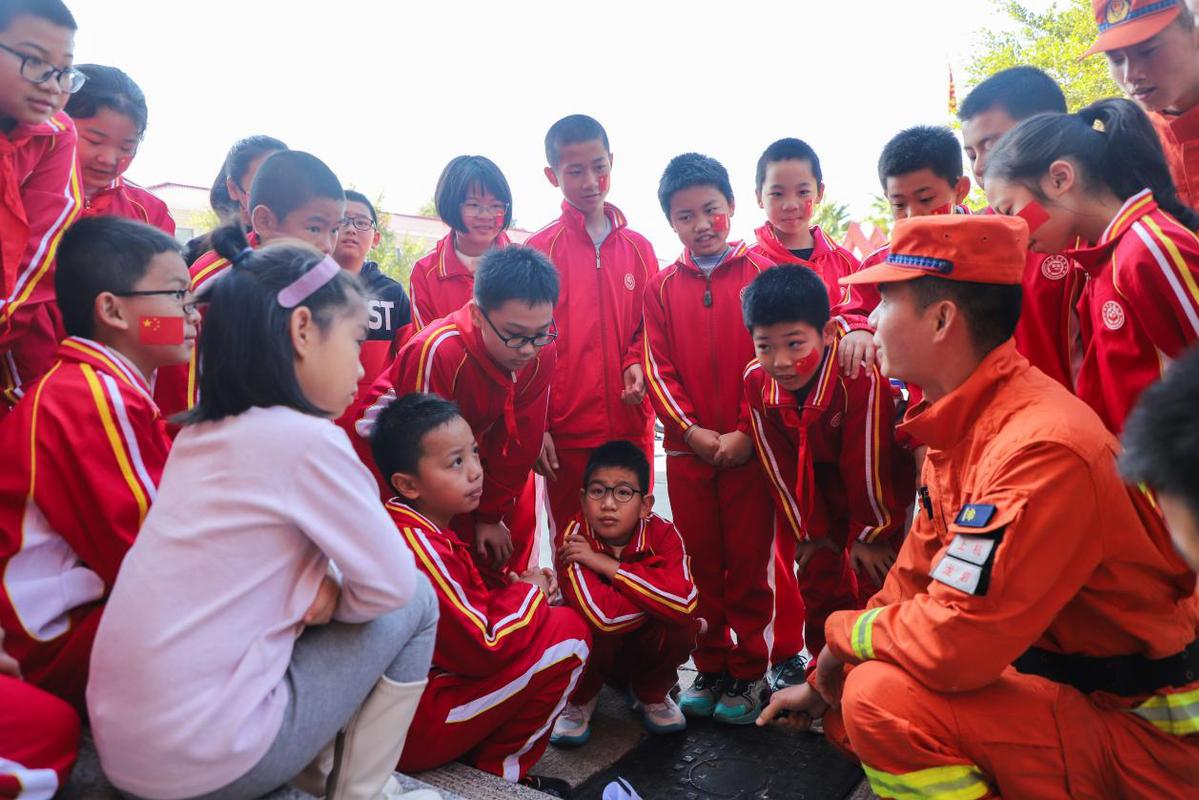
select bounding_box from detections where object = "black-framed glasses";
[479,309,557,349]
[113,288,198,315]
[585,483,643,504]
[339,216,375,232]
[0,43,86,93]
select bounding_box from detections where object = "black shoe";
[520,774,573,798]
[766,653,810,692]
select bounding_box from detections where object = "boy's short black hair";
[344,189,378,225]
[755,138,824,192]
[434,155,513,234]
[584,439,650,494]
[0,0,76,31]
[249,150,344,222]
[958,66,1067,123]
[55,216,181,338]
[473,245,559,312]
[657,152,734,219]
[544,114,610,168]
[371,392,463,485]
[742,265,830,333]
[877,126,964,187]
[1121,347,1199,520]
[64,65,147,135]
[893,276,1022,355]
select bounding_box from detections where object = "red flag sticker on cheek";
[139,316,185,346]
[1016,200,1051,234]
[493,212,506,231]
[794,346,823,375]
[597,174,609,193]
[711,213,730,234]
[801,198,814,218]
[931,203,954,216]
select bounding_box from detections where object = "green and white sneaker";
[678,671,727,718]
[712,677,766,725]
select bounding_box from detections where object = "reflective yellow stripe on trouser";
[1131,687,1199,736]
[862,763,991,800]
[851,607,884,661]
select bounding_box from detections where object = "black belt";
[1014,639,1199,697]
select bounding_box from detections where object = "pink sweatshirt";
[87,405,418,799]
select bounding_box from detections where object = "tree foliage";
[812,199,852,243]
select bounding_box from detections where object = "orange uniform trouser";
[667,454,805,679]
[398,607,590,783]
[0,675,80,799]
[571,619,696,707]
[0,301,61,413]
[824,661,1199,799]
[543,432,656,547]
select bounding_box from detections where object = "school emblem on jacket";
[1104,0,1131,25]
[1102,300,1126,331]
[829,411,843,428]
[1041,255,1070,281]
[624,273,636,291]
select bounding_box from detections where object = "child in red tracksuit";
[985,98,1199,434]
[408,155,513,331]
[352,245,559,581]
[0,1,82,414]
[371,392,587,795]
[527,115,659,538]
[551,440,698,746]
[741,265,915,660]
[65,65,174,235]
[644,153,806,725]
[0,217,196,711]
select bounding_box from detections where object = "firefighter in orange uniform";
[760,214,1199,799]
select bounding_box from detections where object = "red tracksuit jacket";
[408,231,511,330]
[80,176,176,236]
[0,337,170,676]
[1069,189,1199,433]
[750,223,863,313]
[742,338,913,545]
[526,201,658,449]
[642,242,775,451]
[0,112,82,407]
[353,305,555,523]
[388,502,552,676]
[558,512,698,634]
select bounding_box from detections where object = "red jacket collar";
[58,336,153,397]
[674,240,752,276]
[1067,189,1158,276]
[385,500,446,532]
[755,339,839,414]
[753,223,836,265]
[2,111,73,148]
[435,230,511,281]
[558,199,628,238]
[575,514,651,558]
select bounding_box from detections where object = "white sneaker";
[550,695,597,747]
[634,693,686,734]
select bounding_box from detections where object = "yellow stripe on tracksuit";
[850,607,884,661]
[642,332,690,431]
[612,569,697,616]
[1141,216,1199,313]
[565,564,638,633]
[862,763,991,800]
[415,324,457,393]
[1131,687,1199,736]
[80,365,149,522]
[1106,192,1154,242]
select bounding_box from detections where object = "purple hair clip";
[277,255,341,308]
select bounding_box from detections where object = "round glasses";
[0,43,86,93]
[585,484,642,504]
[340,216,375,232]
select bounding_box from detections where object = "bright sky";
[73,0,1058,257]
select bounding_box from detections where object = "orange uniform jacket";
[408,231,511,331]
[743,335,913,545]
[558,512,698,634]
[749,223,869,318]
[1151,106,1199,210]
[525,202,658,449]
[0,338,170,678]
[80,176,176,236]
[1069,189,1199,433]
[642,242,774,450]
[823,341,1198,719]
[352,305,555,523]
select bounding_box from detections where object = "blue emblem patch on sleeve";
[954,503,996,528]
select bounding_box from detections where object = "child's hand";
[684,426,721,464]
[475,521,514,570]
[795,537,837,574]
[621,364,647,405]
[756,682,828,731]
[849,540,897,587]
[558,532,593,566]
[302,574,340,627]
[838,329,877,379]
[535,432,559,481]
[713,431,753,468]
[541,567,561,603]
[516,566,552,597]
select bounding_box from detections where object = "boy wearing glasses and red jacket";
[352,246,558,583]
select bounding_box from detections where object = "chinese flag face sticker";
[1016,200,1051,234]
[931,203,954,216]
[710,213,730,234]
[597,173,609,193]
[801,198,814,218]
[794,345,823,375]
[139,315,185,346]
[493,212,505,231]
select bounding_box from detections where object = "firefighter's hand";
[812,646,846,708]
[849,540,897,587]
[475,521,514,570]
[838,329,877,379]
[757,682,828,731]
[535,432,559,481]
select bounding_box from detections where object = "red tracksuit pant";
[571,620,696,706]
[544,432,656,546]
[0,675,80,798]
[398,607,591,783]
[666,454,805,679]
[824,661,1199,799]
